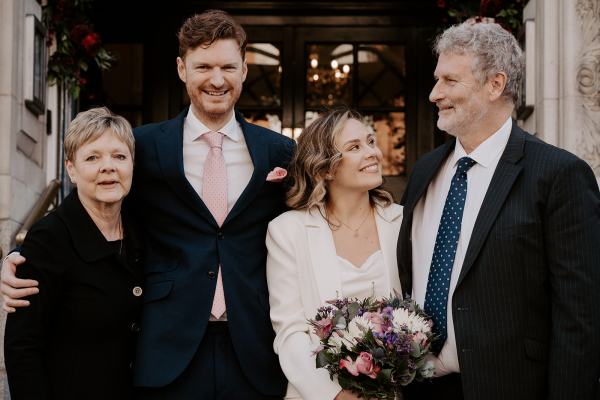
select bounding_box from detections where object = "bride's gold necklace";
[331,208,372,238]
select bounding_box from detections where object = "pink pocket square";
[266,167,287,182]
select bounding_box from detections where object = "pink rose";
[339,356,359,376]
[355,352,380,379]
[412,331,428,346]
[313,318,333,340]
[362,311,389,334]
[266,167,287,182]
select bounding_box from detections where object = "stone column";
[0,0,50,397]
[569,0,600,179]
[520,0,600,183]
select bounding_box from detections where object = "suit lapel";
[154,109,217,226]
[405,140,455,215]
[399,139,455,294]
[305,209,343,302]
[224,112,269,224]
[375,205,403,296]
[457,124,525,286]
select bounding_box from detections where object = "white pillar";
[537,0,560,147]
[569,0,600,178]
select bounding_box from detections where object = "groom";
[2,9,292,399]
[398,22,600,400]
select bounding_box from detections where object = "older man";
[397,22,600,400]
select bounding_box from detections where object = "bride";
[266,108,403,400]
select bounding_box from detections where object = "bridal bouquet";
[309,295,435,399]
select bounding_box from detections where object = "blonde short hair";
[64,107,134,161]
[286,107,392,210]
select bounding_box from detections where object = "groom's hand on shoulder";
[1,252,38,312]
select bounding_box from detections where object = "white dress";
[338,250,391,300]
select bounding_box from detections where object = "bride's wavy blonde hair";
[286,107,392,210]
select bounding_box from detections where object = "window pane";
[33,31,44,100]
[243,111,282,133]
[357,44,405,108]
[238,43,282,108]
[363,110,406,176]
[305,43,353,109]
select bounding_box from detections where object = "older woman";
[266,108,403,400]
[4,107,143,400]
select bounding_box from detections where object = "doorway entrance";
[237,25,419,197]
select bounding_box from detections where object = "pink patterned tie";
[202,131,227,319]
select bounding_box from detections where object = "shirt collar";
[451,117,512,169]
[184,109,241,142]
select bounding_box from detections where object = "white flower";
[328,331,344,352]
[328,315,373,351]
[392,308,431,334]
[346,315,374,344]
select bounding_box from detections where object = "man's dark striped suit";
[398,123,600,400]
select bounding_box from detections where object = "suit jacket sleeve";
[4,217,67,400]
[266,216,342,400]
[544,158,600,399]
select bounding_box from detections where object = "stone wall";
[0,0,51,397]
[573,0,600,178]
[521,0,600,184]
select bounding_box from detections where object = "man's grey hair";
[434,21,524,105]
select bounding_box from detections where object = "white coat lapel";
[304,209,343,303]
[375,204,403,297]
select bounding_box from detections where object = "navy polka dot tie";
[424,156,476,355]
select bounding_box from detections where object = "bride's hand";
[334,389,364,400]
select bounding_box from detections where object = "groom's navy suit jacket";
[128,108,293,395]
[397,123,600,400]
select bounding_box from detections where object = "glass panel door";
[239,42,283,133]
[302,41,407,177]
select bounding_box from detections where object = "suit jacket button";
[130,322,141,333]
[217,231,224,240]
[132,286,143,297]
[207,270,216,279]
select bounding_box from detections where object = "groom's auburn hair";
[286,107,392,211]
[178,9,247,59]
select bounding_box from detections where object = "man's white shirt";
[411,117,512,375]
[183,109,254,213]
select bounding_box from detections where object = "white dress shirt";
[183,109,254,213]
[183,109,254,321]
[411,117,512,376]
